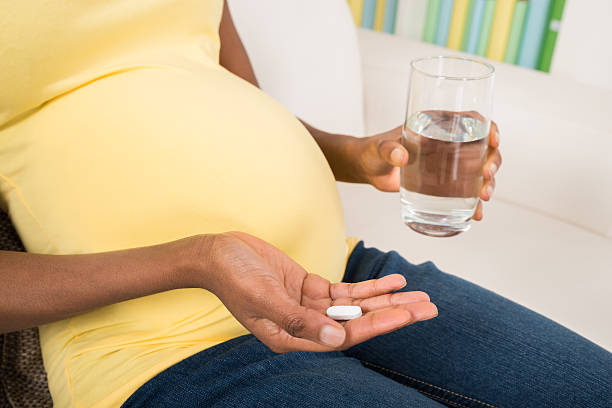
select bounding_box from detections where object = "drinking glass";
[400,56,495,237]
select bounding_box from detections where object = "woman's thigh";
[342,242,611,408]
[122,335,445,408]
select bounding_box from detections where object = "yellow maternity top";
[0,1,351,406]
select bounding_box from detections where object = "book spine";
[434,0,454,46]
[447,0,471,49]
[464,0,486,53]
[517,0,551,68]
[460,0,476,50]
[538,0,565,71]
[383,0,400,33]
[423,0,442,42]
[476,0,496,56]
[361,0,377,28]
[504,0,528,63]
[374,0,387,31]
[486,0,517,61]
[348,0,364,26]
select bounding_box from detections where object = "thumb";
[269,299,346,348]
[378,139,408,167]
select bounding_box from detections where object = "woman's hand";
[349,122,502,220]
[198,232,437,353]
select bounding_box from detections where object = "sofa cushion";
[337,182,612,351]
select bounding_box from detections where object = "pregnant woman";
[0,1,609,407]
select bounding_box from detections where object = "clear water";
[400,111,488,237]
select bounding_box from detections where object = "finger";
[488,121,500,148]
[270,302,348,348]
[333,291,430,313]
[378,139,408,167]
[249,317,333,353]
[480,178,495,201]
[343,302,438,347]
[483,148,502,180]
[330,274,407,300]
[473,200,483,221]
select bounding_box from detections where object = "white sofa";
[343,29,612,352]
[229,0,612,351]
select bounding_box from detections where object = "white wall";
[551,0,612,91]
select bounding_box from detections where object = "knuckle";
[281,313,306,337]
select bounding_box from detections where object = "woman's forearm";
[300,121,364,183]
[0,235,208,333]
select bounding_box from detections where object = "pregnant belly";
[9,66,347,278]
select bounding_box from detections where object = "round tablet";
[326,305,362,320]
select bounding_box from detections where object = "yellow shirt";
[0,1,351,406]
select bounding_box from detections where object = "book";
[464,0,486,53]
[538,0,565,72]
[423,0,442,43]
[504,0,528,63]
[396,0,429,40]
[517,0,551,68]
[476,0,496,56]
[447,0,471,49]
[361,0,377,29]
[460,0,476,50]
[348,0,364,26]
[486,0,517,61]
[435,0,454,46]
[374,0,387,31]
[383,0,400,33]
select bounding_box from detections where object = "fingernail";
[320,325,345,347]
[487,185,494,200]
[489,163,497,178]
[415,304,438,321]
[390,148,404,164]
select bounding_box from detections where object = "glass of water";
[401,56,495,237]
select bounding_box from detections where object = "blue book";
[361,0,377,29]
[383,0,399,33]
[517,0,552,68]
[435,0,454,46]
[464,0,486,53]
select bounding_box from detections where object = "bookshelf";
[347,0,566,72]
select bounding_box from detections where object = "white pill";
[326,305,362,320]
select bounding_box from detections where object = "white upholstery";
[227,3,612,350]
[353,29,612,350]
[227,0,365,136]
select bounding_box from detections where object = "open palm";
[205,232,437,353]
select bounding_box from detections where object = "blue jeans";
[122,242,611,408]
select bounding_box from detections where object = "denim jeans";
[122,242,611,408]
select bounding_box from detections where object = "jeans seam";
[417,389,470,408]
[360,360,499,408]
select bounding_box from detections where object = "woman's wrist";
[178,234,220,291]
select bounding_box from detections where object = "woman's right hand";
[197,232,438,353]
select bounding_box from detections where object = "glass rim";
[410,56,495,81]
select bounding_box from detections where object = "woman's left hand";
[349,122,502,220]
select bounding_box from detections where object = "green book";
[423,0,441,43]
[476,0,496,56]
[460,0,476,51]
[504,0,528,63]
[538,0,565,72]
